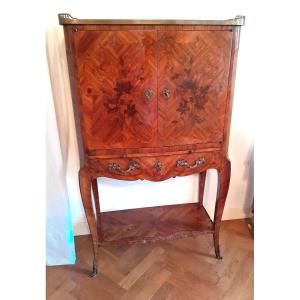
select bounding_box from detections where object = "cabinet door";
[74,30,157,150]
[157,30,233,147]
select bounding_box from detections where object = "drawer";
[88,151,222,181]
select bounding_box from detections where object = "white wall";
[46,1,254,236]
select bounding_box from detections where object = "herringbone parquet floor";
[46,219,253,300]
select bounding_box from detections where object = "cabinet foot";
[215,245,223,260]
[89,261,98,278]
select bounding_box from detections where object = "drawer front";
[88,151,222,181]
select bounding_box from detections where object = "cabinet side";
[62,26,85,166]
[222,26,242,155]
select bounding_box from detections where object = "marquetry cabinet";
[59,13,245,277]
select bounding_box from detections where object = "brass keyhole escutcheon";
[144,88,153,100]
[162,88,170,100]
[155,161,162,172]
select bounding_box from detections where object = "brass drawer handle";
[108,161,140,173]
[162,88,170,100]
[144,88,153,100]
[176,157,205,169]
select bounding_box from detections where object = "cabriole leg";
[90,259,98,278]
[213,158,231,260]
[91,178,100,216]
[198,170,207,207]
[92,178,104,243]
[79,168,99,277]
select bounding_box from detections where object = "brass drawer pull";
[162,88,170,100]
[144,88,153,100]
[176,157,205,169]
[108,161,140,173]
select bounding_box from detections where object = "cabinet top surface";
[58,13,245,26]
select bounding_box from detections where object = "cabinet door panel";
[74,30,157,150]
[158,30,233,146]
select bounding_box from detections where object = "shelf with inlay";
[98,203,214,245]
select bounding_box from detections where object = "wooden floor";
[46,219,253,300]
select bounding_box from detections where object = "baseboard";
[73,221,90,236]
[204,206,252,221]
[72,206,251,236]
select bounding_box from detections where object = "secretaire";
[59,13,245,277]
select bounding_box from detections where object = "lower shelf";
[98,203,214,245]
